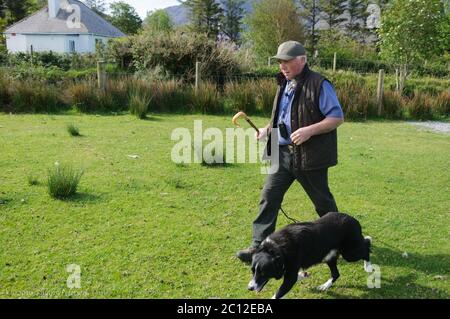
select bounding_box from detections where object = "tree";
[345,0,368,40]
[378,0,446,93]
[220,0,245,44]
[439,5,450,54]
[109,1,142,35]
[300,0,320,54]
[82,0,107,15]
[319,0,347,31]
[1,0,29,24]
[245,0,305,63]
[144,9,173,33]
[28,0,47,13]
[181,0,224,40]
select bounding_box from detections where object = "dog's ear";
[272,255,285,279]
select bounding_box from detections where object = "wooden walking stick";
[232,111,260,135]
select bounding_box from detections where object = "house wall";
[5,34,27,53]
[5,34,113,54]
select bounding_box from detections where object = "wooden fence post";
[195,61,201,94]
[333,52,337,72]
[97,60,107,90]
[30,45,34,66]
[376,69,385,116]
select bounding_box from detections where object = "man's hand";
[290,127,312,145]
[290,117,344,145]
[256,127,268,141]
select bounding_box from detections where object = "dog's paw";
[297,271,309,282]
[364,261,373,273]
[317,279,333,291]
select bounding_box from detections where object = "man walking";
[237,41,344,263]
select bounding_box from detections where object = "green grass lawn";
[0,113,449,299]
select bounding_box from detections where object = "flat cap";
[272,41,306,61]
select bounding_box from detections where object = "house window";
[69,40,76,53]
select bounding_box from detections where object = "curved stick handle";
[232,111,260,134]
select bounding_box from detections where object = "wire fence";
[1,55,448,89]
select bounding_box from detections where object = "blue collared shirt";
[277,80,344,145]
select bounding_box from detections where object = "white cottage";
[4,0,125,54]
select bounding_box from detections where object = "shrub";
[108,37,134,70]
[27,174,39,186]
[67,124,80,136]
[129,89,152,119]
[132,30,240,82]
[47,163,83,199]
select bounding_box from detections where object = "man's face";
[278,57,305,80]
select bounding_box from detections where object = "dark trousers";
[252,145,338,247]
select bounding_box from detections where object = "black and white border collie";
[248,212,373,299]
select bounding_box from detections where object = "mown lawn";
[0,113,449,299]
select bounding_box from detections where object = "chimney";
[48,0,60,18]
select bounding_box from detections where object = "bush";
[132,30,241,82]
[129,88,152,119]
[6,52,99,71]
[67,124,80,136]
[47,163,83,199]
[27,174,39,186]
[108,37,134,70]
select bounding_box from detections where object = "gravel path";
[408,121,450,133]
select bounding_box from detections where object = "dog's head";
[247,241,284,292]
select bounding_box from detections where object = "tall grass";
[433,91,450,116]
[129,89,152,119]
[223,81,257,115]
[0,75,11,110]
[10,81,64,113]
[150,79,189,113]
[253,79,277,116]
[67,81,99,113]
[67,123,81,136]
[189,82,222,114]
[407,91,434,120]
[0,72,448,120]
[382,91,405,119]
[47,163,83,199]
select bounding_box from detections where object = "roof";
[4,0,126,37]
